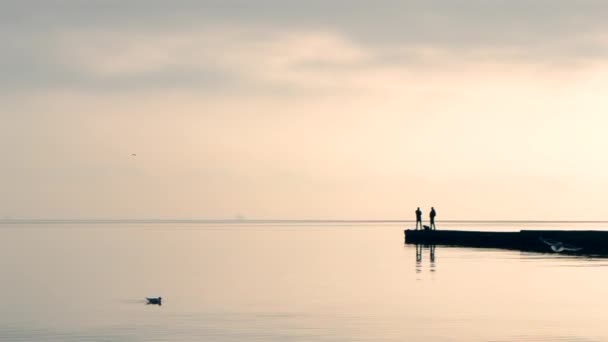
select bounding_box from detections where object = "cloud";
[3,1,608,94]
[2,26,378,94]
[54,28,367,78]
[5,1,608,53]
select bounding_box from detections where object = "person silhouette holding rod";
[430,207,437,230]
[415,207,422,230]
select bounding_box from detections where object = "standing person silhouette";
[415,207,422,230]
[430,207,437,230]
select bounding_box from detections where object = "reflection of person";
[430,207,437,230]
[415,207,422,230]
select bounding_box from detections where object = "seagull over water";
[539,237,582,253]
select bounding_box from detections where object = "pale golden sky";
[3,1,608,220]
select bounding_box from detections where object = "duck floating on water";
[146,297,162,305]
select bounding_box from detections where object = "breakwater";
[404,229,608,255]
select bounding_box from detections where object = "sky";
[3,1,608,220]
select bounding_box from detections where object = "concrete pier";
[405,229,608,255]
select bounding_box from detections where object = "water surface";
[0,222,606,341]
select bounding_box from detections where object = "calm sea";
[0,221,607,341]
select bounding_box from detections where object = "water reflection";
[415,244,436,273]
[3,224,608,341]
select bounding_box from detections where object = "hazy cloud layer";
[4,1,608,92]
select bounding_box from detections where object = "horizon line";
[2,219,608,224]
